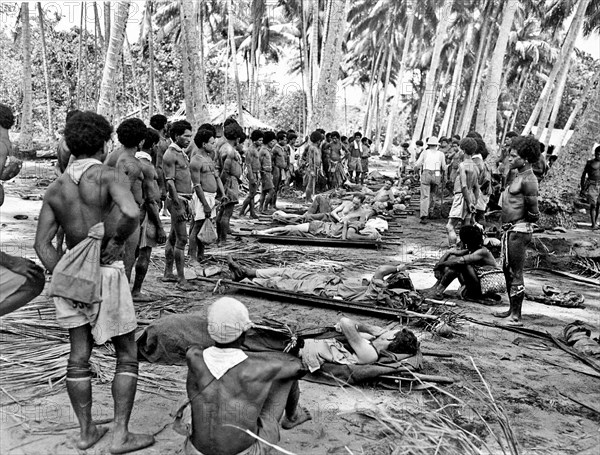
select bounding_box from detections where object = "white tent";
[530,127,575,147]
[171,103,273,130]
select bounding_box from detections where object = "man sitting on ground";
[429,225,504,301]
[184,297,311,455]
[300,317,418,372]
[228,257,415,307]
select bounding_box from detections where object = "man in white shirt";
[415,137,448,223]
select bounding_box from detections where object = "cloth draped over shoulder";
[66,158,103,184]
[49,222,104,304]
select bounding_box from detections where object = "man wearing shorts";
[580,145,600,230]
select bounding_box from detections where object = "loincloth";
[585,181,599,204]
[261,172,274,190]
[54,261,137,344]
[0,264,27,302]
[192,191,217,221]
[139,213,158,248]
[167,194,194,221]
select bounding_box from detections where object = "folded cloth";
[300,338,359,372]
[202,346,248,379]
[54,260,137,344]
[192,191,217,221]
[49,222,104,304]
[0,264,27,302]
[135,151,152,162]
[65,158,103,184]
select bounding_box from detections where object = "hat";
[426,136,439,146]
[207,297,253,343]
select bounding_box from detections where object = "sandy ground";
[1,160,599,455]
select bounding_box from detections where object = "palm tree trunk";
[361,45,384,134]
[539,75,600,227]
[19,2,33,152]
[300,0,312,134]
[37,2,53,140]
[146,0,155,117]
[440,38,465,137]
[179,0,209,126]
[458,1,493,136]
[228,0,244,127]
[321,0,331,65]
[376,45,395,154]
[447,30,468,135]
[411,1,453,142]
[307,0,320,128]
[76,2,84,108]
[523,0,591,136]
[479,0,517,162]
[97,0,130,118]
[543,57,572,147]
[366,45,388,138]
[125,37,143,115]
[382,5,414,155]
[181,44,194,124]
[509,64,530,131]
[307,0,349,132]
[425,64,452,139]
[94,2,104,50]
[103,2,111,54]
[554,68,599,156]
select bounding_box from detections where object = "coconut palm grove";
[0,1,598,455]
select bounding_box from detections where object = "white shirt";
[415,148,448,172]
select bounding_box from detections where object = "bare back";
[186,347,304,455]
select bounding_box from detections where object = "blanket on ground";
[137,312,422,385]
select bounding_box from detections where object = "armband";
[193,183,201,189]
[527,211,540,222]
[165,177,175,182]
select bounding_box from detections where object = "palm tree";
[522,0,592,135]
[37,2,53,140]
[307,0,349,131]
[19,2,33,152]
[97,1,130,117]
[477,0,518,161]
[227,0,244,127]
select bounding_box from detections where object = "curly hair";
[149,114,168,131]
[224,124,243,141]
[460,137,478,156]
[116,118,147,148]
[387,328,418,355]
[64,111,113,157]
[142,128,160,150]
[169,120,192,141]
[198,123,217,136]
[512,136,541,164]
[263,131,277,144]
[250,130,264,142]
[0,104,15,129]
[459,225,483,249]
[309,130,323,144]
[194,128,215,148]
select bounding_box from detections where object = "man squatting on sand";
[34,111,154,453]
[184,297,311,455]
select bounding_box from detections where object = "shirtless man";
[239,130,262,218]
[0,104,45,315]
[446,138,480,247]
[149,114,170,206]
[331,194,367,222]
[493,136,540,324]
[328,131,345,189]
[189,129,225,265]
[258,131,276,213]
[304,131,324,203]
[217,124,243,243]
[431,225,503,300]
[373,179,396,204]
[184,297,311,455]
[162,120,195,290]
[270,131,288,209]
[580,145,600,230]
[34,111,154,453]
[131,131,167,302]
[347,132,362,184]
[105,118,152,280]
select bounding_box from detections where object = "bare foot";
[493,309,511,318]
[160,274,178,283]
[281,407,312,430]
[176,280,195,291]
[76,425,108,450]
[132,292,157,303]
[109,432,155,454]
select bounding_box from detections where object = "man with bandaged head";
[184,297,311,455]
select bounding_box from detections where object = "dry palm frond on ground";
[572,256,600,280]
[347,358,519,455]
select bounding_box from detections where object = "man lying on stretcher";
[228,256,417,308]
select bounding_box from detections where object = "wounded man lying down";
[227,256,417,308]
